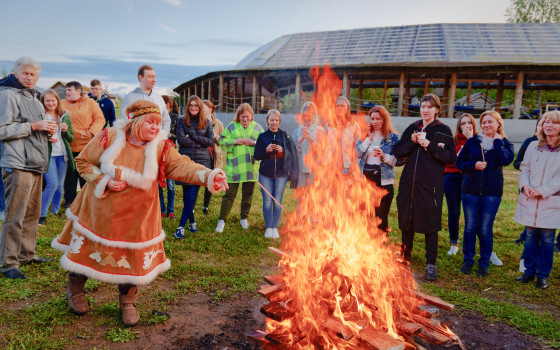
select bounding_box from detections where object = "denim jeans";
[179,185,199,227]
[0,175,5,213]
[524,227,556,279]
[462,193,502,268]
[41,156,67,217]
[158,179,175,214]
[443,173,462,244]
[259,174,288,229]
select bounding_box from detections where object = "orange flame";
[269,64,425,348]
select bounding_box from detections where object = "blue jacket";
[356,132,399,185]
[455,134,514,197]
[254,129,299,188]
[88,93,115,127]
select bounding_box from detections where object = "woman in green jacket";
[39,89,75,224]
[215,103,263,232]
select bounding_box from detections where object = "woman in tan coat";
[51,100,227,326]
[201,100,225,214]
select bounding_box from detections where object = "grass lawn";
[0,164,558,349]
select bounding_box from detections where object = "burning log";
[264,274,284,285]
[321,318,354,341]
[261,301,295,322]
[412,290,454,311]
[395,320,423,337]
[359,328,405,350]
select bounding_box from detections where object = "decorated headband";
[127,107,160,119]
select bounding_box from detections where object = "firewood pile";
[247,247,466,350]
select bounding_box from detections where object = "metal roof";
[234,23,560,70]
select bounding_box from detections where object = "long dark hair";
[184,95,207,130]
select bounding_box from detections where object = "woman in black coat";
[393,94,456,281]
[174,95,214,238]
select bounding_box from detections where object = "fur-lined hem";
[51,236,69,253]
[60,254,171,285]
[207,168,226,194]
[94,175,111,198]
[66,209,166,250]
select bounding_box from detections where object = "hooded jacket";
[61,94,105,153]
[0,74,49,173]
[88,92,115,127]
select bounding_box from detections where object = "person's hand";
[462,127,473,139]
[495,133,503,140]
[373,147,385,160]
[234,138,244,145]
[60,123,68,132]
[475,161,487,170]
[107,179,128,192]
[411,132,419,143]
[266,144,275,153]
[522,185,534,198]
[49,138,58,143]
[275,145,283,153]
[213,172,229,192]
[32,120,57,134]
[418,138,430,149]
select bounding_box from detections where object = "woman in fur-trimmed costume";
[51,100,228,326]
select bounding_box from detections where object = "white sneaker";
[0,211,4,221]
[490,252,503,266]
[272,228,280,239]
[519,259,525,273]
[264,228,273,238]
[447,245,459,255]
[215,220,225,233]
[240,219,249,230]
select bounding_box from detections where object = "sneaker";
[516,273,535,283]
[161,213,166,218]
[240,219,249,230]
[519,259,525,273]
[264,228,273,238]
[173,226,185,239]
[514,237,524,244]
[490,252,503,266]
[202,207,209,215]
[215,220,225,233]
[460,262,473,274]
[424,264,437,281]
[188,223,197,233]
[536,278,549,289]
[447,245,459,255]
[168,213,175,219]
[272,228,280,239]
[476,266,489,277]
[38,217,46,225]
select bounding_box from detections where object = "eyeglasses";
[188,104,199,109]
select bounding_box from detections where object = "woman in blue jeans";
[455,111,514,277]
[254,109,298,239]
[39,89,74,225]
[174,95,214,238]
[514,110,560,289]
[444,113,477,255]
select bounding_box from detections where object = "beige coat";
[211,116,225,169]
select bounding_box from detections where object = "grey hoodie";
[120,87,171,136]
[0,85,49,173]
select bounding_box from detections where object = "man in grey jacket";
[120,64,171,136]
[0,57,58,279]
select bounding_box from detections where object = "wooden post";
[495,76,505,113]
[194,82,198,97]
[447,72,457,118]
[252,74,257,113]
[441,75,449,118]
[342,71,349,98]
[484,83,489,109]
[383,80,388,107]
[295,72,301,114]
[403,75,411,117]
[233,77,238,108]
[201,80,205,100]
[207,79,212,101]
[187,86,191,100]
[218,74,224,112]
[397,71,405,116]
[241,77,245,103]
[424,79,430,95]
[466,80,472,105]
[357,74,363,113]
[512,70,524,119]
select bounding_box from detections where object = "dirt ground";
[70,292,546,350]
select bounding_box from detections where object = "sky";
[0,0,511,96]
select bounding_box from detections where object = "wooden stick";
[268,247,292,259]
[258,283,284,298]
[258,181,284,210]
[412,290,454,310]
[479,143,485,162]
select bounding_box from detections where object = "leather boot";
[119,286,139,327]
[66,274,89,315]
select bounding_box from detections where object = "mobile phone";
[271,140,279,145]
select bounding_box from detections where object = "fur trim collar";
[99,122,166,191]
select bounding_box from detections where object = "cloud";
[160,24,179,34]
[159,0,182,6]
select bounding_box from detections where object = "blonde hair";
[300,101,319,125]
[266,109,281,126]
[480,111,506,138]
[537,110,560,149]
[367,105,396,139]
[40,89,64,119]
[123,100,162,141]
[233,103,254,123]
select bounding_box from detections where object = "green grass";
[0,164,558,348]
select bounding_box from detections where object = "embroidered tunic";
[51,123,223,285]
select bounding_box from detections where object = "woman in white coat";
[514,110,560,289]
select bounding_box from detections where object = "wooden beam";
[403,75,411,117]
[424,79,430,95]
[441,75,449,118]
[252,74,257,113]
[447,72,457,118]
[321,318,353,341]
[397,71,405,116]
[357,74,363,113]
[201,81,205,100]
[359,328,405,350]
[218,74,224,112]
[466,80,472,104]
[383,80,388,107]
[207,79,212,101]
[264,275,283,285]
[512,70,524,119]
[342,71,349,98]
[295,72,301,113]
[496,76,505,112]
[258,283,284,298]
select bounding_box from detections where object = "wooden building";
[174,23,560,119]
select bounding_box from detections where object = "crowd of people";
[0,57,558,327]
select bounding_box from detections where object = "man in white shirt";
[120,65,171,136]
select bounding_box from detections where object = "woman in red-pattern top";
[444,113,477,255]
